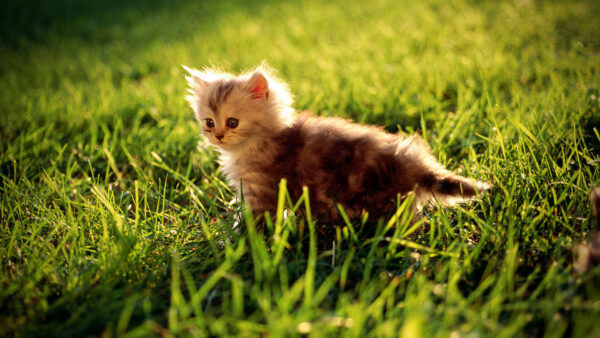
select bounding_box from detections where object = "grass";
[1,0,600,336]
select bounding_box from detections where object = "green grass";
[2,0,600,336]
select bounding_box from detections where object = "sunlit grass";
[1,0,600,336]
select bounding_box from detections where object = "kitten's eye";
[227,118,239,128]
[205,119,214,128]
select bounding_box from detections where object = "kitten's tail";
[418,172,490,206]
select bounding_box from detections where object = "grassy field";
[2,0,600,336]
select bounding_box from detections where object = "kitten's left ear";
[183,65,208,91]
[245,71,269,100]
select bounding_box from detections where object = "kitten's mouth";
[213,139,228,147]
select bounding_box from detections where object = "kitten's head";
[184,64,295,151]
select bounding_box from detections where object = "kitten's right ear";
[183,65,208,91]
[183,65,207,114]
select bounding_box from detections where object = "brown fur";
[184,64,490,221]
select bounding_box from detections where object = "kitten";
[184,64,489,222]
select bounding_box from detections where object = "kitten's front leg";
[240,181,277,227]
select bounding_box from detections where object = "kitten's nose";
[215,134,224,141]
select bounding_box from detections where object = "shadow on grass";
[0,0,291,49]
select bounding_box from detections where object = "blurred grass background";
[1,0,600,336]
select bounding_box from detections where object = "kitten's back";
[264,113,488,219]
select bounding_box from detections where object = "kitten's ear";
[245,71,269,100]
[183,65,208,114]
[183,65,208,91]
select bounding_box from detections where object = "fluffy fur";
[185,64,489,221]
